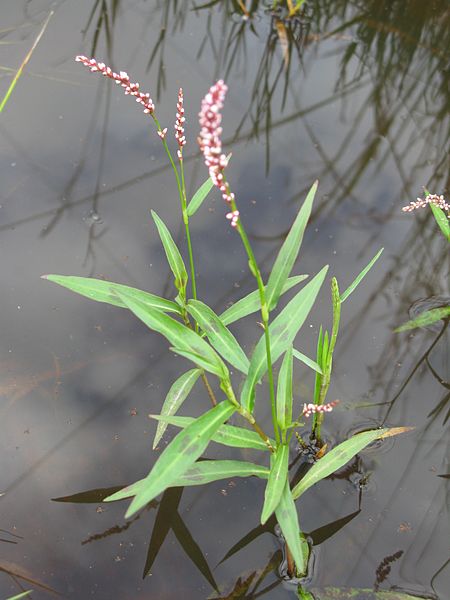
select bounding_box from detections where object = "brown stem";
[201,372,217,406]
[286,543,296,578]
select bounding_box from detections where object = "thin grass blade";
[340,248,383,303]
[6,593,33,600]
[277,347,293,430]
[266,181,317,311]
[395,306,450,332]
[293,349,322,374]
[153,369,202,449]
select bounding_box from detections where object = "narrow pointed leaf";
[292,428,393,500]
[313,326,323,405]
[112,460,268,500]
[174,460,269,485]
[153,369,202,449]
[169,347,227,378]
[151,210,188,295]
[116,290,228,379]
[241,266,328,411]
[394,306,450,332]
[187,299,249,373]
[266,181,317,311]
[42,275,180,313]
[261,444,289,524]
[340,248,383,303]
[275,482,306,575]
[6,594,33,600]
[277,347,293,430]
[220,275,308,326]
[293,349,322,374]
[105,401,236,515]
[149,414,272,451]
[430,203,450,241]
[186,177,214,217]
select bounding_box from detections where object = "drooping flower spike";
[402,193,449,215]
[75,56,156,117]
[198,80,238,227]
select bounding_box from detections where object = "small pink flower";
[302,400,339,418]
[226,210,239,228]
[75,56,155,115]
[157,127,168,140]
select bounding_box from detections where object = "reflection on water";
[0,0,448,598]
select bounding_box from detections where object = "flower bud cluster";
[402,193,449,214]
[198,80,239,227]
[175,88,186,158]
[75,56,155,115]
[302,400,339,418]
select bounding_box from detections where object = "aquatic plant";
[44,57,408,578]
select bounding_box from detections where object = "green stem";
[224,185,279,445]
[152,116,197,304]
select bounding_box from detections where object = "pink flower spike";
[402,193,449,214]
[75,56,155,116]
[302,400,339,418]
[175,88,186,150]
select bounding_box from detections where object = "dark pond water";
[1,1,449,599]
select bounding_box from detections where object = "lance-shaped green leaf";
[266,181,317,311]
[275,481,307,575]
[187,300,249,374]
[169,347,227,378]
[149,414,272,451]
[151,210,188,297]
[42,275,181,314]
[293,349,322,374]
[292,428,389,500]
[261,443,289,524]
[277,347,293,430]
[105,400,236,515]
[104,460,269,500]
[6,593,33,600]
[220,275,308,326]
[187,177,214,217]
[430,203,450,241]
[116,290,228,380]
[394,306,450,332]
[340,248,383,303]
[153,369,202,449]
[241,266,328,411]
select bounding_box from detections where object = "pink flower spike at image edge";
[75,56,155,116]
[402,193,449,214]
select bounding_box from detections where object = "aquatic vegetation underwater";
[44,56,410,585]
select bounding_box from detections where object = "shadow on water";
[0,0,449,598]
